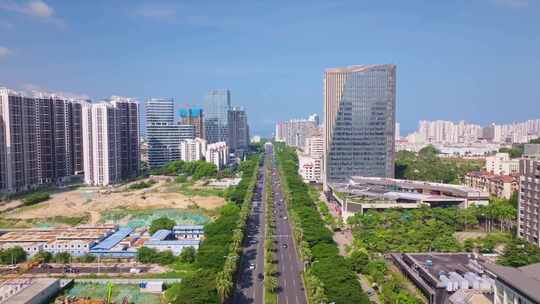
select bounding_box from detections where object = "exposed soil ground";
[3,178,225,225]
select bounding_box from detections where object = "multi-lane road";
[233,150,267,304]
[233,145,306,304]
[270,150,307,304]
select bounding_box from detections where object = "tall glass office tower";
[323,65,396,188]
[203,90,231,144]
[146,98,195,168]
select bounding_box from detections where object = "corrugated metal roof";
[91,227,134,251]
[173,225,204,231]
[484,262,540,303]
[145,239,200,246]
[150,230,171,241]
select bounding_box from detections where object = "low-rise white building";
[205,141,229,169]
[298,154,322,183]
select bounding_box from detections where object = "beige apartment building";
[518,144,540,246]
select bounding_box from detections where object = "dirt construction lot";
[3,178,225,224]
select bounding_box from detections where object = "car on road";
[282,244,288,248]
[258,273,264,281]
[283,216,288,220]
[249,263,256,270]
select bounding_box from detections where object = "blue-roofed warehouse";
[90,227,136,258]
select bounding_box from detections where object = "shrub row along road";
[271,150,307,304]
[233,150,267,304]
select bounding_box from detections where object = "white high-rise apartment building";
[305,135,323,158]
[408,119,540,145]
[82,97,139,186]
[0,88,86,193]
[205,142,229,170]
[274,118,318,148]
[485,153,520,175]
[180,138,207,162]
[416,120,482,144]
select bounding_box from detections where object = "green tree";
[149,217,176,235]
[498,239,540,267]
[136,246,159,264]
[179,246,196,263]
[419,144,440,156]
[216,271,233,303]
[54,252,71,264]
[457,207,479,230]
[78,253,96,263]
[349,250,369,273]
[0,247,27,264]
[33,250,53,263]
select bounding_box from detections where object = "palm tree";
[216,271,233,304]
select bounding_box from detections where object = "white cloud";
[20,83,90,100]
[26,0,54,17]
[493,0,529,8]
[0,46,12,58]
[0,0,64,26]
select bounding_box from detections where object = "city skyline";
[1,1,539,136]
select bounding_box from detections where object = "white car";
[249,263,256,270]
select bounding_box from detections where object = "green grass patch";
[0,214,90,228]
[22,192,50,206]
[178,182,225,197]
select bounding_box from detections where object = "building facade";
[180,138,207,162]
[146,98,196,168]
[82,97,140,186]
[304,135,323,157]
[205,141,228,170]
[464,171,518,200]
[0,88,86,192]
[323,65,396,188]
[180,108,204,139]
[484,262,540,304]
[274,119,318,148]
[518,144,540,246]
[204,90,231,144]
[298,154,322,183]
[486,153,519,175]
[227,107,250,153]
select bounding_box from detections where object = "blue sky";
[1,0,539,136]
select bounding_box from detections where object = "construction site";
[0,177,225,228]
[0,278,164,304]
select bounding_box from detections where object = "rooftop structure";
[329,177,489,218]
[0,278,61,303]
[144,225,204,255]
[0,226,117,257]
[391,253,494,304]
[91,227,134,251]
[483,262,540,304]
[149,229,172,241]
